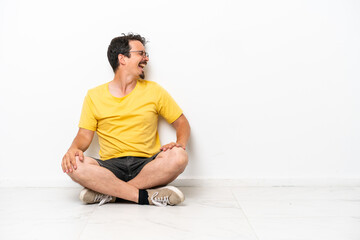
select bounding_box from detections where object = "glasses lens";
[130,51,148,58]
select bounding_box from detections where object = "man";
[61,33,190,206]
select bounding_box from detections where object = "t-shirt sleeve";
[156,84,183,124]
[78,92,97,131]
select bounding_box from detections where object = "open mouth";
[138,63,146,71]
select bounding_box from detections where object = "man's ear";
[118,54,126,65]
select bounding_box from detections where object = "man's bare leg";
[67,156,139,203]
[66,147,188,203]
[127,147,188,189]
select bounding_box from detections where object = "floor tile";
[79,187,257,240]
[232,187,360,218]
[235,199,360,218]
[1,186,360,240]
[0,188,93,240]
[80,203,258,240]
[248,217,360,240]
[181,186,235,200]
[231,187,360,201]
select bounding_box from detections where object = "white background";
[0,0,359,187]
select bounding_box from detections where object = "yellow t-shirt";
[79,80,182,160]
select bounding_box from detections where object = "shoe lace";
[94,194,113,206]
[150,192,170,207]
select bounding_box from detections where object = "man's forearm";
[175,119,190,148]
[161,114,190,151]
[69,135,89,152]
[176,128,190,147]
[68,129,94,152]
[172,114,191,148]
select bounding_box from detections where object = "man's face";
[127,40,149,79]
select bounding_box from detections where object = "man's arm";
[61,128,95,173]
[160,114,191,151]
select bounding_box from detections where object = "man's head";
[107,33,148,79]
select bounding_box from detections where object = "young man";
[61,33,190,206]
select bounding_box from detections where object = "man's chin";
[140,72,145,79]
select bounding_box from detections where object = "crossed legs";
[67,147,188,203]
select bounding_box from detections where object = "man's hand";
[160,142,186,152]
[61,148,84,173]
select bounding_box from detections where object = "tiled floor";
[1,186,360,240]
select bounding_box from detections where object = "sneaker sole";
[158,186,185,203]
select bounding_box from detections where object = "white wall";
[0,0,359,187]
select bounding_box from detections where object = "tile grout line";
[230,188,261,240]
[77,205,97,240]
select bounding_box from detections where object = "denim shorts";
[95,152,161,182]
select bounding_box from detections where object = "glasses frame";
[129,50,149,58]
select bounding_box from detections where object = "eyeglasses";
[129,50,149,58]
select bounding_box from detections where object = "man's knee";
[66,156,97,183]
[67,166,84,183]
[67,169,82,183]
[167,147,188,172]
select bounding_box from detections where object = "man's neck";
[109,71,138,98]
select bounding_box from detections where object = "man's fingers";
[75,150,84,162]
[68,154,76,173]
[62,150,83,173]
[71,157,77,171]
[68,157,73,173]
[161,142,178,152]
[65,156,71,173]
[79,151,84,161]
